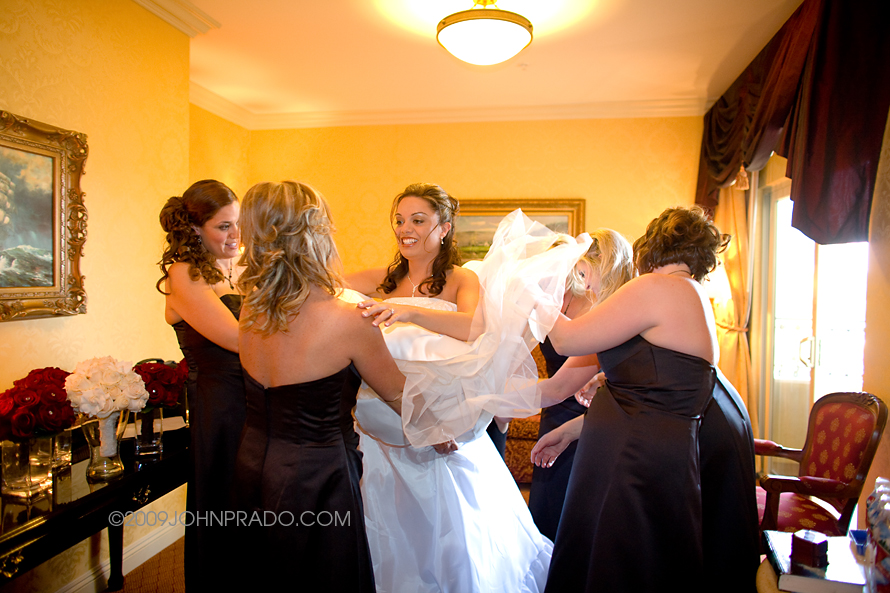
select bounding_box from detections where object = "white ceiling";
[174,0,805,130]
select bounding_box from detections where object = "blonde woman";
[528,229,634,540]
[231,181,406,591]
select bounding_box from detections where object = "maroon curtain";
[696,0,890,244]
[696,0,822,209]
[777,0,890,243]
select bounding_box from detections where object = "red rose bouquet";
[133,360,187,410]
[0,367,78,441]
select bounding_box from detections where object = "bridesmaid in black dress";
[528,229,633,540]
[231,181,432,590]
[535,206,759,593]
[157,180,246,592]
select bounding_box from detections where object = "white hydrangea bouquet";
[65,356,149,456]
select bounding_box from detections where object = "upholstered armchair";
[755,392,887,536]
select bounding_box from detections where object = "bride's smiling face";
[393,196,450,259]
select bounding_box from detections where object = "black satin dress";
[544,335,759,593]
[528,336,588,540]
[173,294,246,593]
[232,365,375,591]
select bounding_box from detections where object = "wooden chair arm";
[760,474,854,497]
[759,474,859,532]
[754,439,803,463]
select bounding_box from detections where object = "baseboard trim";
[55,522,185,593]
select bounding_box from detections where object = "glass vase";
[82,410,129,481]
[52,429,73,469]
[134,407,163,457]
[1,437,53,497]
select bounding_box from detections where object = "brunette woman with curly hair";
[343,184,594,592]
[540,206,759,593]
[346,182,482,341]
[157,179,246,592]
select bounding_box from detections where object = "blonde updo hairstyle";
[633,205,730,282]
[547,234,584,295]
[581,229,634,303]
[555,229,634,303]
[156,179,237,294]
[237,181,343,335]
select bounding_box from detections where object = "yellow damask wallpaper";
[245,117,702,274]
[189,105,252,197]
[0,0,187,387]
[0,0,189,589]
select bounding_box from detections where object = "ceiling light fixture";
[436,1,533,66]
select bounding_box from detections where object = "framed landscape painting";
[455,199,585,261]
[0,110,88,321]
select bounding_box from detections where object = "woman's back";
[550,270,719,366]
[231,180,404,592]
[240,289,369,386]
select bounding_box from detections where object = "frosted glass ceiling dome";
[437,2,533,66]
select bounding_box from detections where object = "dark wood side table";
[0,428,189,591]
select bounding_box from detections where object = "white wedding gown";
[345,210,591,593]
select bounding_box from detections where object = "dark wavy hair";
[156,180,238,294]
[633,205,731,282]
[378,183,461,297]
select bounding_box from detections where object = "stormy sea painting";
[0,145,54,288]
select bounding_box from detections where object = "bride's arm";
[358,267,484,341]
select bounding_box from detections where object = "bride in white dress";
[346,183,590,593]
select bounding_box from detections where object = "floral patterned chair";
[755,392,887,536]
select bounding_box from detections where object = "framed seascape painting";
[0,110,88,321]
[455,199,585,261]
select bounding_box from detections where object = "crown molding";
[131,0,220,37]
[190,82,256,126]
[190,83,708,131]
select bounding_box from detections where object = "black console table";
[0,428,189,590]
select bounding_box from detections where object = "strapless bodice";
[599,335,715,418]
[173,293,242,371]
[243,366,361,447]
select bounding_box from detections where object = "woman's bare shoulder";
[449,265,479,286]
[323,293,382,342]
[611,273,706,317]
[345,267,388,294]
[167,261,202,284]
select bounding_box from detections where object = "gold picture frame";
[0,110,88,321]
[455,198,585,261]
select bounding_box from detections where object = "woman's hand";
[573,372,605,408]
[531,416,584,467]
[433,440,458,454]
[357,300,414,327]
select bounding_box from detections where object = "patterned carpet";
[122,537,184,592]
